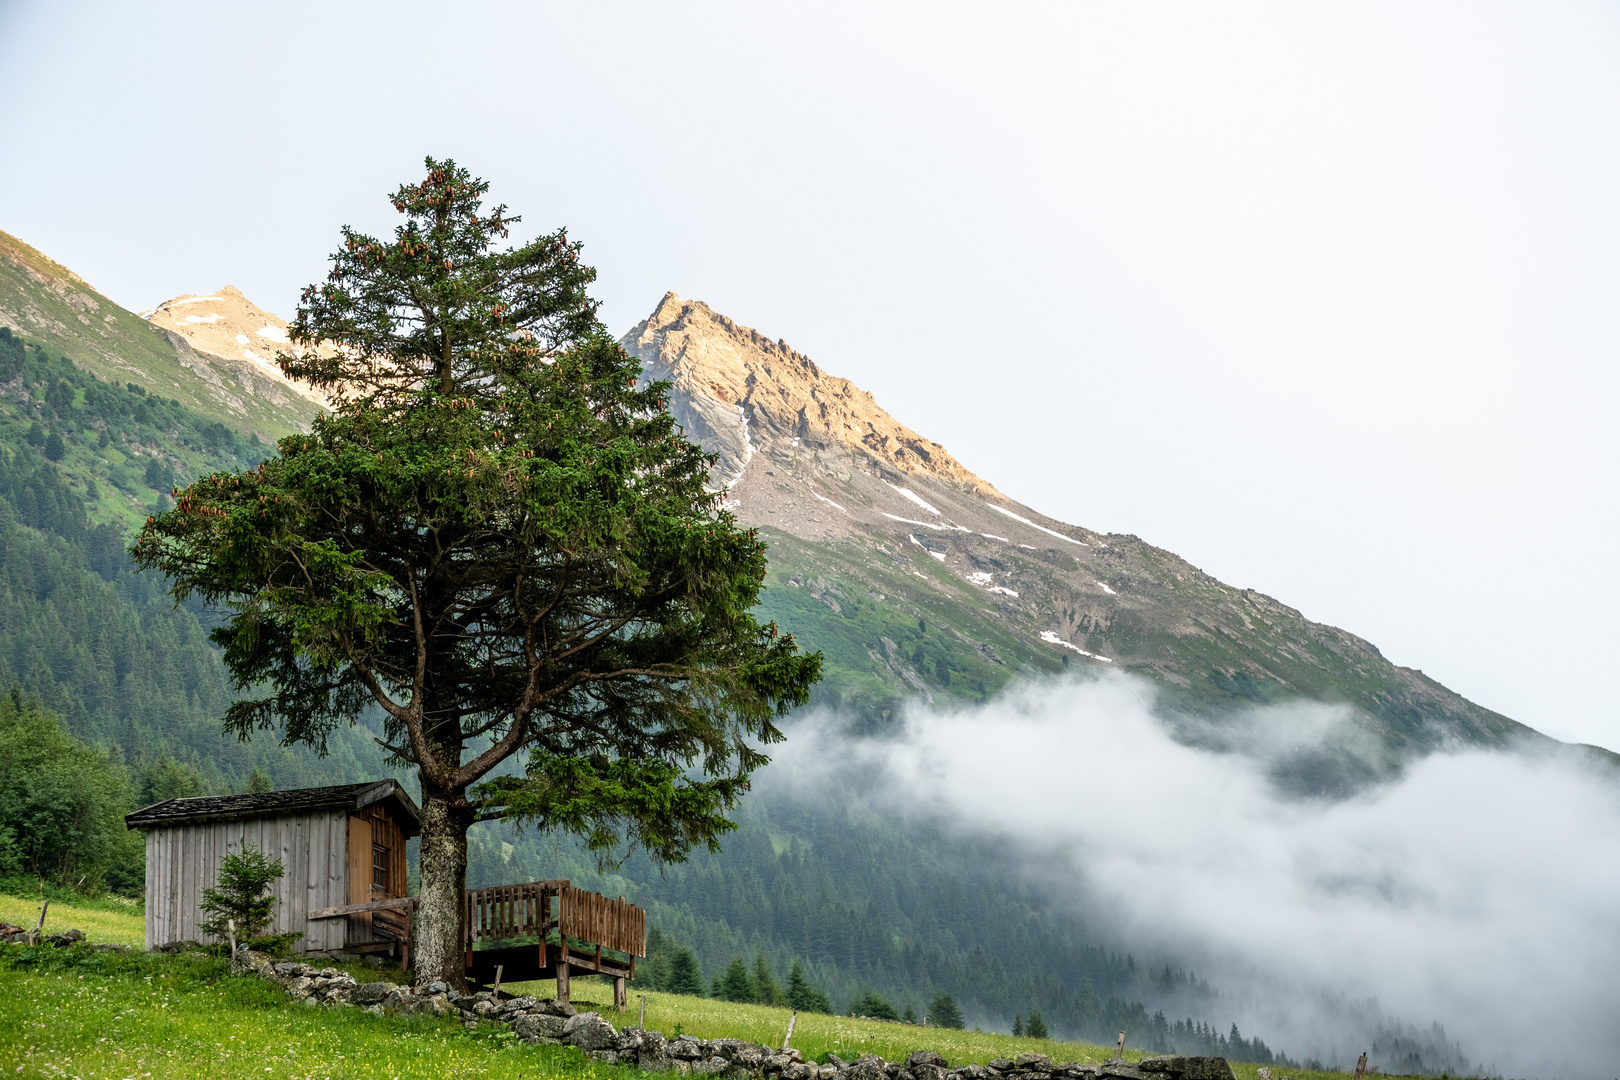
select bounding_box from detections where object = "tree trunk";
[414,783,473,989]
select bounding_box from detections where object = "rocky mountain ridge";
[619,293,1577,784]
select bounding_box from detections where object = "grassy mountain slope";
[0,230,320,442]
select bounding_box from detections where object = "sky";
[1,1,1616,746]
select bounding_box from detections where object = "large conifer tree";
[134,157,820,986]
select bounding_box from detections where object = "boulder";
[1099,1067,1149,1080]
[1015,1056,1053,1072]
[846,1054,890,1080]
[591,1050,623,1065]
[285,976,313,999]
[1137,1061,1235,1080]
[909,1054,951,1070]
[731,1045,767,1070]
[957,1067,990,1080]
[989,1063,1014,1074]
[670,1038,706,1061]
[352,982,395,1005]
[511,1013,569,1042]
[693,1057,731,1076]
[562,1011,618,1051]
[499,995,539,1015]
[44,928,85,946]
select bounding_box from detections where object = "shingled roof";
[125,779,420,834]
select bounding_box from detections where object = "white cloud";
[771,677,1620,1078]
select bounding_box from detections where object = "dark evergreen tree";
[850,990,899,1021]
[785,959,832,1013]
[717,956,756,1002]
[753,949,785,1006]
[666,944,706,996]
[1028,1011,1049,1038]
[929,992,965,1030]
[134,157,821,988]
[1014,1015,1024,1036]
[43,430,64,462]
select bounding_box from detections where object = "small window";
[372,844,389,891]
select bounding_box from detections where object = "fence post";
[783,1012,798,1051]
[1116,1032,1126,1060]
[640,993,647,1029]
[30,900,48,946]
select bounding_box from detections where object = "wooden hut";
[125,779,419,958]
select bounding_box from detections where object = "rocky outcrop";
[621,292,997,495]
[140,286,330,408]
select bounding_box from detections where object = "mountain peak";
[140,287,327,408]
[622,292,996,496]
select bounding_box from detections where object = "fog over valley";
[766,677,1620,1079]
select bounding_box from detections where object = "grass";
[0,891,145,949]
[0,893,1360,1080]
[0,945,637,1080]
[502,978,1355,1080]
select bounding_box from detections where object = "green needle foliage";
[928,992,966,1030]
[198,842,285,941]
[133,157,821,986]
[786,960,833,1015]
[850,990,899,1022]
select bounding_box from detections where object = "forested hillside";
[0,326,384,792]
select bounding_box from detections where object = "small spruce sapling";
[199,843,285,942]
[1027,1011,1049,1039]
[1014,1015,1024,1036]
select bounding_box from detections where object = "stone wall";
[246,952,1237,1080]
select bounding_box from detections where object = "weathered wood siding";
[142,810,349,954]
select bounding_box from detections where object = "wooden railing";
[465,878,568,948]
[559,886,646,958]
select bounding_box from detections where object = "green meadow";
[0,895,1363,1080]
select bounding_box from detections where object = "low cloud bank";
[770,674,1620,1079]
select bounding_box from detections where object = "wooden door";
[345,813,372,944]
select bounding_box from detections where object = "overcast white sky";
[1,1,1616,747]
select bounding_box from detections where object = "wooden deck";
[309,877,646,1007]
